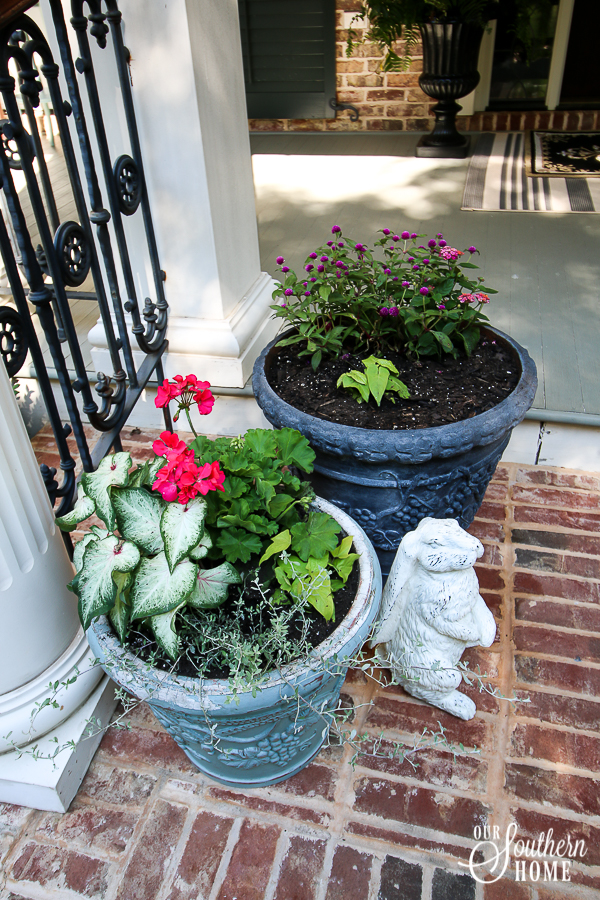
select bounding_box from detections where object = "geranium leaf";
[130,553,197,621]
[187,562,241,610]
[259,529,291,564]
[161,497,207,572]
[68,535,140,631]
[56,485,95,532]
[275,428,315,473]
[81,453,131,530]
[216,527,262,564]
[217,513,277,535]
[113,487,165,555]
[189,531,213,561]
[291,511,341,562]
[244,429,278,459]
[268,493,295,519]
[149,604,185,660]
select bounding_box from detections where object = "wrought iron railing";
[0,0,171,522]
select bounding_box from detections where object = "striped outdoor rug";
[462,132,600,212]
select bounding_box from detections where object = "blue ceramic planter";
[253,327,537,578]
[87,497,381,788]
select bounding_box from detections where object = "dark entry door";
[238,0,336,119]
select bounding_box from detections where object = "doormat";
[528,131,600,176]
[462,132,600,212]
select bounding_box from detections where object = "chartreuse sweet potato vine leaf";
[160,496,207,572]
[291,511,341,562]
[113,488,165,555]
[80,452,132,530]
[129,553,198,621]
[275,555,334,621]
[337,357,409,407]
[259,529,291,565]
[188,562,242,610]
[68,535,140,631]
[56,485,95,532]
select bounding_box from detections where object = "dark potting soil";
[267,337,521,430]
[125,559,359,681]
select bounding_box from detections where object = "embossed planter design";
[87,497,381,788]
[253,328,537,578]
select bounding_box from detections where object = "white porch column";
[0,360,116,812]
[85,0,279,392]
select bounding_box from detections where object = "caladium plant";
[58,377,359,664]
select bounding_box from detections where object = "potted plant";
[57,378,381,788]
[252,227,537,577]
[347,0,555,156]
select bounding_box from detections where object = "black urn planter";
[253,328,537,579]
[416,21,484,159]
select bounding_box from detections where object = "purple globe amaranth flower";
[305,264,314,272]
[423,259,430,265]
[302,281,308,287]
[281,302,287,308]
[382,228,391,235]
[379,307,389,316]
[276,256,284,265]
[284,288,294,296]
[419,286,429,295]
[304,291,311,297]
[437,304,446,310]
[412,265,420,271]
[341,353,350,360]
[392,235,400,242]
[439,239,447,247]
[309,252,318,259]
[320,255,329,262]
[335,261,345,268]
[401,280,410,287]
[411,232,417,239]
[282,266,290,273]
[332,225,341,233]
[408,257,415,262]
[355,243,366,252]
[327,241,334,247]
[317,265,325,273]
[428,240,437,248]
[310,277,317,281]
[384,267,391,275]
[468,246,477,253]
[338,242,344,248]
[389,306,398,316]
[336,271,342,278]
[393,276,399,281]
[437,233,444,238]
[401,231,410,240]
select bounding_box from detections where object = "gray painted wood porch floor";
[251,131,600,423]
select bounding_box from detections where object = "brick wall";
[248,0,598,134]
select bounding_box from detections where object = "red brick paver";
[2,441,599,899]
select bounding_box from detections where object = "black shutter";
[238,0,336,119]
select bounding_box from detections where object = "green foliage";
[272,228,497,365]
[59,429,358,666]
[337,356,410,406]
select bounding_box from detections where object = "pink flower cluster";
[151,430,225,504]
[438,247,463,262]
[156,374,215,417]
[458,292,490,304]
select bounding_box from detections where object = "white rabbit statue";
[371,518,497,721]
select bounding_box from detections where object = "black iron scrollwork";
[113,153,140,215]
[53,220,91,286]
[329,97,360,122]
[0,305,28,376]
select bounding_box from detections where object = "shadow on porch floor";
[1,427,599,900]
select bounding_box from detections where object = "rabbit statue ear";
[370,537,418,648]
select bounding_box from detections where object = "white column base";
[0,676,117,812]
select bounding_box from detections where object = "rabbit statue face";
[406,518,483,573]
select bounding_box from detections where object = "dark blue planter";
[253,328,537,578]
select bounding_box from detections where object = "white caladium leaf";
[72,531,101,572]
[81,453,132,531]
[68,534,140,631]
[149,603,185,660]
[128,456,166,489]
[109,571,132,643]
[187,562,241,610]
[56,485,95,532]
[130,552,197,621]
[160,497,207,572]
[113,487,165,555]
[188,531,213,561]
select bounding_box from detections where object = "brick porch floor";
[1,428,600,899]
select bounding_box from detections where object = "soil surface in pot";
[126,561,359,681]
[267,337,520,430]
